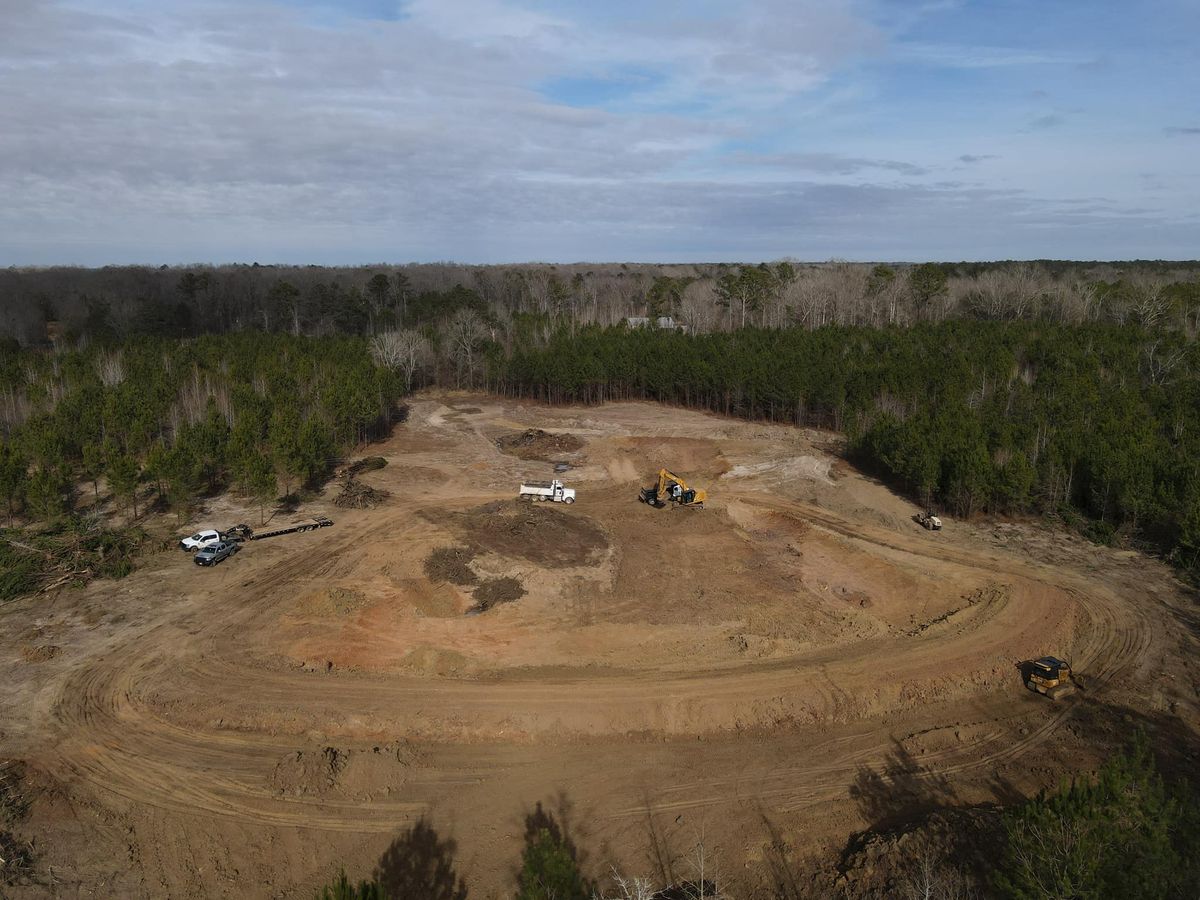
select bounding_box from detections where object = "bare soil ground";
[1,392,1198,898]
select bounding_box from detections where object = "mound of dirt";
[269,744,415,799]
[472,577,526,612]
[496,429,584,460]
[823,808,1000,898]
[19,644,59,663]
[429,501,608,568]
[334,478,391,509]
[424,546,478,585]
[296,587,369,618]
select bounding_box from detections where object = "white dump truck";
[916,509,943,530]
[519,479,576,504]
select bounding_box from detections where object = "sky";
[1,0,1198,265]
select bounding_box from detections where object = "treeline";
[0,332,401,525]
[3,318,1198,577]
[3,259,1199,346]
[490,322,1200,572]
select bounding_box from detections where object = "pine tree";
[994,733,1198,899]
[314,870,384,900]
[106,453,141,518]
[517,827,591,900]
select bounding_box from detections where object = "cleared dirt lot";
[2,394,1198,897]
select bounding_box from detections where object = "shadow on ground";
[374,817,467,900]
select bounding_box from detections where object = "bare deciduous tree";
[678,280,720,333]
[371,329,433,391]
[596,838,729,900]
[95,349,126,387]
[1142,338,1188,385]
[1127,276,1169,328]
[443,308,488,387]
[900,844,976,900]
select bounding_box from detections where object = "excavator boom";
[639,468,706,508]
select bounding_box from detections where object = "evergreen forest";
[1,260,1199,588]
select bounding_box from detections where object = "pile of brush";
[333,477,391,509]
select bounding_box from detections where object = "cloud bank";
[0,0,1197,263]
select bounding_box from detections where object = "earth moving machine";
[917,509,942,530]
[639,469,706,509]
[519,479,576,503]
[1025,656,1075,699]
[225,516,334,542]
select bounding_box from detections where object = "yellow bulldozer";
[638,468,706,509]
[1024,656,1075,700]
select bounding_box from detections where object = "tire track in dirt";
[602,496,1155,820]
[25,396,1164,892]
[39,485,1152,835]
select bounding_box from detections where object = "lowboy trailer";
[226,516,334,542]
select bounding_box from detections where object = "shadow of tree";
[848,738,959,831]
[986,770,1026,807]
[373,817,467,900]
[757,809,806,900]
[639,790,682,886]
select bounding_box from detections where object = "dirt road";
[2,395,1196,897]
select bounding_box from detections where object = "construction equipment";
[639,469,706,509]
[519,479,576,503]
[916,509,942,530]
[1025,656,1075,699]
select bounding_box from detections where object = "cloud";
[730,152,929,176]
[894,43,1087,69]
[0,0,885,261]
[957,154,997,164]
[1026,114,1064,131]
[1164,126,1200,136]
[0,0,1195,264]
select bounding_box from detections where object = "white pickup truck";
[179,529,222,551]
[519,479,576,504]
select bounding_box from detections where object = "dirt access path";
[1,393,1197,897]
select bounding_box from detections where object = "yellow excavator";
[638,469,707,509]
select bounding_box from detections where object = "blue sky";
[1,0,1197,264]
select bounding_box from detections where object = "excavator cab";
[639,468,706,509]
[1025,656,1075,700]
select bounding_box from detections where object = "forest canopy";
[1,260,1199,585]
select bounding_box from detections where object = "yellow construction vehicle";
[638,469,706,509]
[1024,656,1075,700]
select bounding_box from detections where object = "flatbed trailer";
[227,516,333,542]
